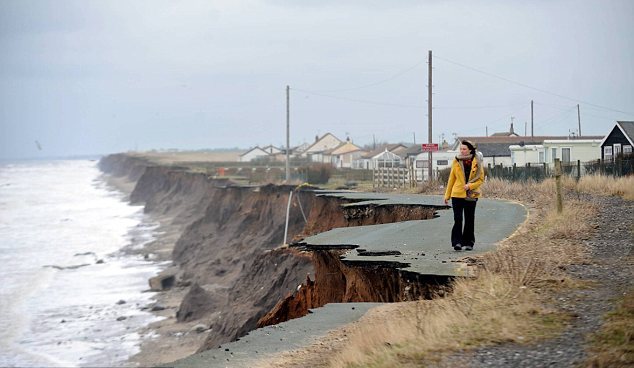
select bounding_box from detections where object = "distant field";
[129,150,243,164]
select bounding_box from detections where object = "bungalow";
[329,139,365,168]
[600,121,634,161]
[414,148,458,181]
[453,135,602,168]
[301,133,344,163]
[240,146,271,162]
[509,139,602,166]
[261,145,282,155]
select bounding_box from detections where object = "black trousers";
[451,197,477,247]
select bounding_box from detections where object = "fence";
[372,166,416,189]
[487,157,633,182]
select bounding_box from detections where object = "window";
[416,160,428,168]
[624,145,632,154]
[436,160,449,166]
[614,144,622,157]
[551,148,557,162]
[562,147,571,163]
[538,151,545,163]
[604,146,613,160]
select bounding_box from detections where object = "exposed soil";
[251,194,633,368]
[98,154,447,365]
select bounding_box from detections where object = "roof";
[240,146,269,157]
[599,121,634,147]
[329,141,363,155]
[361,144,408,159]
[292,142,311,153]
[455,135,603,157]
[303,133,343,153]
[620,121,634,143]
[490,132,520,137]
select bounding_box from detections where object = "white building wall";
[509,145,542,166]
[240,148,270,162]
[510,140,602,166]
[304,135,343,155]
[543,140,601,164]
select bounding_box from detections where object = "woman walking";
[444,140,484,251]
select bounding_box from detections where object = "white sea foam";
[0,160,163,366]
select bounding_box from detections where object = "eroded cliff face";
[99,154,448,354]
[255,251,451,330]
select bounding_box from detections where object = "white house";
[414,150,458,181]
[329,140,365,168]
[301,133,344,163]
[261,145,282,155]
[239,146,270,162]
[509,139,602,166]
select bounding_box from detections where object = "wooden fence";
[372,166,417,189]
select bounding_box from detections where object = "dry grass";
[586,288,634,368]
[569,174,634,200]
[329,272,566,368]
[256,174,629,367]
[323,180,598,367]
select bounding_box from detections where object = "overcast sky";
[1,0,633,159]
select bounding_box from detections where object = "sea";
[0,159,165,366]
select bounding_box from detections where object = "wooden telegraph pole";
[285,85,290,182]
[531,100,534,137]
[427,50,433,181]
[554,158,563,213]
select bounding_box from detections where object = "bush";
[304,164,332,184]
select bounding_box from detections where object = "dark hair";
[461,140,476,154]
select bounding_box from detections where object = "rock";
[191,324,208,333]
[176,283,226,322]
[96,259,104,264]
[151,304,166,311]
[116,316,127,321]
[149,267,178,291]
[116,300,126,305]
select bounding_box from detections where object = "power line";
[434,102,526,110]
[433,54,634,116]
[309,58,428,93]
[291,87,425,109]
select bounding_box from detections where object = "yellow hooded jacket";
[444,156,484,201]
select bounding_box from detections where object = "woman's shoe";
[453,244,462,251]
[464,245,473,251]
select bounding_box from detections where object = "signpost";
[421,143,439,152]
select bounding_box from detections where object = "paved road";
[303,192,527,276]
[171,192,526,368]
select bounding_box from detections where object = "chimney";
[315,135,319,142]
[510,122,515,135]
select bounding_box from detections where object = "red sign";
[421,143,439,152]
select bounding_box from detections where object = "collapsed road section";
[256,191,527,328]
[98,153,526,366]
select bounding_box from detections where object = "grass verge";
[586,289,634,368]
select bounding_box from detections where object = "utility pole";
[531,100,534,137]
[427,50,433,181]
[577,104,581,137]
[285,85,290,182]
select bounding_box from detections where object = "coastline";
[101,171,205,366]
